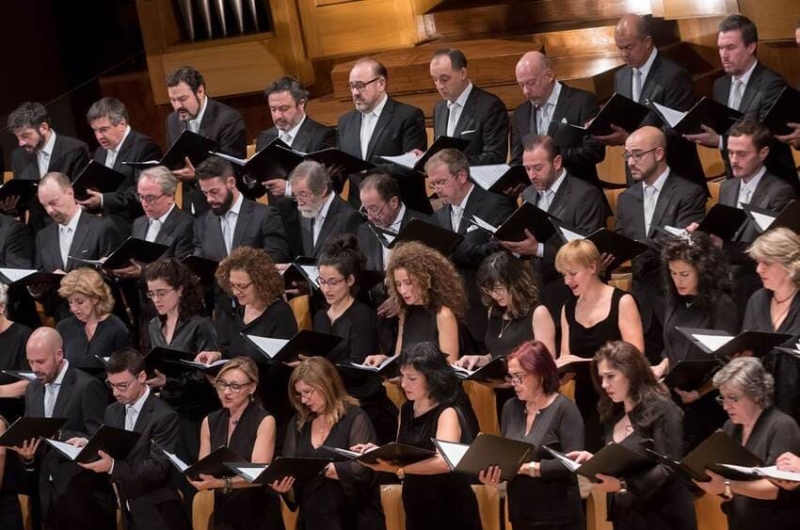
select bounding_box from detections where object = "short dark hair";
[106,348,146,376]
[432,48,468,70]
[7,102,50,132]
[507,341,560,394]
[86,97,129,126]
[728,120,772,151]
[166,66,205,93]
[661,231,731,310]
[144,259,206,318]
[196,155,234,181]
[360,171,400,202]
[318,234,365,287]
[522,134,561,160]
[718,14,759,46]
[398,342,459,405]
[264,76,309,105]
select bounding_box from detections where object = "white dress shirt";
[44,360,70,418]
[642,167,670,235]
[59,208,83,268]
[38,130,57,178]
[536,81,562,135]
[737,166,766,208]
[447,82,474,137]
[632,48,658,103]
[312,192,336,246]
[221,192,244,255]
[359,94,389,159]
[187,96,209,133]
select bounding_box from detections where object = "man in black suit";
[12,327,114,530]
[165,66,248,216]
[257,77,337,257]
[0,213,40,328]
[500,134,608,323]
[685,15,799,193]
[427,149,516,345]
[34,173,120,320]
[76,349,190,530]
[596,14,707,190]
[511,51,605,187]
[615,126,706,361]
[7,102,90,232]
[77,97,163,238]
[430,48,508,165]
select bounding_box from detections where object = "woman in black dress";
[557,240,644,451]
[654,233,738,450]
[355,342,481,530]
[313,235,397,444]
[56,268,130,373]
[0,415,23,530]
[0,284,33,421]
[189,357,285,530]
[569,341,697,530]
[741,228,800,423]
[479,340,585,530]
[271,357,385,530]
[694,357,800,530]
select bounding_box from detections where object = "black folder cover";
[180,255,219,284]
[451,356,507,382]
[325,442,436,466]
[743,200,800,235]
[486,202,559,243]
[0,269,64,287]
[144,347,195,377]
[281,257,319,290]
[226,457,331,484]
[305,148,376,175]
[559,227,648,272]
[67,425,140,463]
[0,370,37,382]
[245,330,343,363]
[433,433,535,482]
[0,417,67,447]
[0,179,38,205]
[676,327,792,359]
[384,218,464,256]
[697,203,748,241]
[124,130,217,171]
[585,93,651,136]
[229,139,305,180]
[547,443,652,482]
[72,160,126,200]
[101,237,169,270]
[652,97,743,135]
[556,357,593,376]
[762,86,800,136]
[182,446,242,480]
[648,431,763,482]
[663,359,721,391]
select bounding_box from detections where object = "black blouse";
[56,315,130,371]
[313,300,378,364]
[663,293,740,366]
[484,309,534,358]
[0,322,31,385]
[148,314,219,353]
[225,299,298,361]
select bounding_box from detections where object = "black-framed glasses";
[506,372,527,385]
[215,380,252,393]
[230,281,253,293]
[135,193,167,205]
[146,288,175,299]
[621,147,659,162]
[318,277,346,288]
[347,77,381,93]
[359,201,388,219]
[106,376,138,391]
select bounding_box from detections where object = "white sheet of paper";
[470,165,509,191]
[46,439,81,460]
[652,101,688,128]
[210,151,249,166]
[237,466,267,482]
[299,265,320,289]
[246,335,290,359]
[436,439,470,468]
[663,225,689,238]
[545,447,581,472]
[720,464,800,482]
[749,211,776,232]
[163,449,189,472]
[0,268,38,283]
[179,359,228,369]
[471,215,498,234]
[691,333,734,352]
[382,153,420,169]
[558,227,585,242]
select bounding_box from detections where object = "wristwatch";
[618,478,627,493]
[396,467,405,481]
[528,461,536,477]
[721,480,733,500]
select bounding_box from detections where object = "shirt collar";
[49,359,69,387]
[317,191,336,220]
[734,59,758,86]
[389,203,407,231]
[283,114,306,141]
[451,82,474,108]
[542,169,567,195]
[227,191,244,217]
[128,385,150,414]
[110,126,132,154]
[636,47,658,83]
[741,165,766,190]
[190,96,209,130]
[455,182,475,211]
[41,130,57,157]
[155,203,175,224]
[63,207,82,231]
[644,166,671,193]
[363,94,389,118]
[543,80,562,109]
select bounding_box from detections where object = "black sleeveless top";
[484,309,535,357]
[401,305,438,349]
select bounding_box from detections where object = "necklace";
[498,317,514,338]
[773,289,798,305]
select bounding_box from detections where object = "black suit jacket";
[712,62,798,192]
[106,393,190,530]
[93,128,163,237]
[615,173,706,329]
[299,194,363,258]
[35,210,120,273]
[719,172,797,244]
[511,84,605,184]
[257,116,337,258]
[616,53,706,190]
[433,85,508,165]
[337,97,427,162]
[166,98,248,216]
[132,206,195,259]
[0,213,33,268]
[356,206,433,270]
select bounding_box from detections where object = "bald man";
[614,126,706,361]
[14,327,114,530]
[511,51,606,186]
[596,14,706,192]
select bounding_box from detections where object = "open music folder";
[225,457,331,484]
[433,433,535,482]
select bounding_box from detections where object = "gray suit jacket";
[300,194,363,258]
[719,172,797,243]
[338,97,427,162]
[356,206,433,270]
[35,210,120,272]
[132,206,194,259]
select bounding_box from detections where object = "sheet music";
[299,265,320,289]
[436,439,469,468]
[381,153,420,169]
[652,101,688,128]
[0,268,38,283]
[177,359,228,369]
[543,446,581,472]
[46,439,81,460]
[558,226,585,242]
[246,336,290,358]
[470,215,498,234]
[749,211,776,232]
[349,355,398,372]
[162,448,189,472]
[470,165,509,190]
[691,333,734,352]
[720,464,800,482]
[210,151,249,166]
[2,370,36,381]
[236,466,267,482]
[663,225,689,238]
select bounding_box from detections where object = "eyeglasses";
[135,193,167,205]
[106,376,138,391]
[146,288,175,299]
[230,281,253,293]
[359,201,388,219]
[621,147,659,162]
[216,380,251,393]
[295,387,317,400]
[428,174,456,190]
[481,284,507,297]
[347,77,381,93]
[318,277,346,288]
[716,394,743,405]
[506,372,527,385]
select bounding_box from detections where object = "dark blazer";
[712,62,798,192]
[615,173,706,330]
[719,171,796,243]
[0,213,33,268]
[35,210,120,272]
[299,194,363,258]
[357,206,433,270]
[106,393,190,530]
[93,128,163,237]
[24,365,115,529]
[433,85,508,165]
[511,84,605,184]
[132,206,195,259]
[257,116,337,258]
[166,98,248,216]
[337,97,427,163]
[616,53,707,189]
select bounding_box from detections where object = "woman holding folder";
[271,357,385,530]
[354,342,481,530]
[654,233,738,450]
[190,357,285,530]
[0,415,23,530]
[694,357,800,530]
[568,341,697,530]
[479,340,585,530]
[0,283,33,421]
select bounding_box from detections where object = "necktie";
[730,80,744,110]
[145,218,161,242]
[280,131,292,146]
[105,149,117,169]
[59,226,71,269]
[536,104,550,137]
[38,151,50,178]
[446,101,460,137]
[632,69,643,102]
[125,405,137,431]
[222,212,236,254]
[451,205,463,232]
[188,120,199,133]
[643,185,657,235]
[360,113,374,159]
[738,186,753,208]
[44,384,59,418]
[539,189,555,212]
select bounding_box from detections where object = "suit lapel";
[618,67,633,99]
[454,89,477,136]
[29,382,46,417]
[51,367,76,418]
[628,184,646,237]
[197,99,219,138]
[750,174,772,207]
[314,197,340,253]
[434,102,448,139]
[231,200,251,248]
[366,99,395,160]
[208,213,227,257]
[155,209,180,245]
[739,65,762,114]
[459,187,483,234]
[133,394,156,432]
[113,133,135,172]
[551,86,571,124]
[547,177,572,221]
[650,176,676,235]
[292,120,313,153]
[66,214,92,270]
[300,213,314,256]
[639,56,663,104]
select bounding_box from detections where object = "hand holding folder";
[225,457,331,485]
[0,417,67,448]
[433,433,535,482]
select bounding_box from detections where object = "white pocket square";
[461,129,476,135]
[466,225,479,233]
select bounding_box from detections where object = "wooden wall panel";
[658,0,737,19]
[739,0,800,41]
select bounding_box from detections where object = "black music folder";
[450,356,507,383]
[650,97,743,135]
[161,446,242,480]
[586,93,651,136]
[305,148,376,175]
[0,269,64,288]
[92,237,169,270]
[380,136,470,173]
[324,442,435,466]
[337,355,399,379]
[244,330,342,363]
[143,346,195,377]
[0,179,38,205]
[557,226,648,272]
[72,160,126,200]
[472,201,559,243]
[556,356,593,376]
[225,457,331,484]
[647,431,763,483]
[676,327,792,360]
[663,359,721,391]
[762,86,800,136]
[213,138,305,180]
[433,433,535,482]
[124,130,217,171]
[743,200,800,235]
[545,443,652,482]
[162,358,229,375]
[45,425,140,463]
[470,165,529,194]
[180,255,219,284]
[0,417,67,447]
[697,203,748,241]
[1,370,37,382]
[380,218,464,256]
[281,257,319,290]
